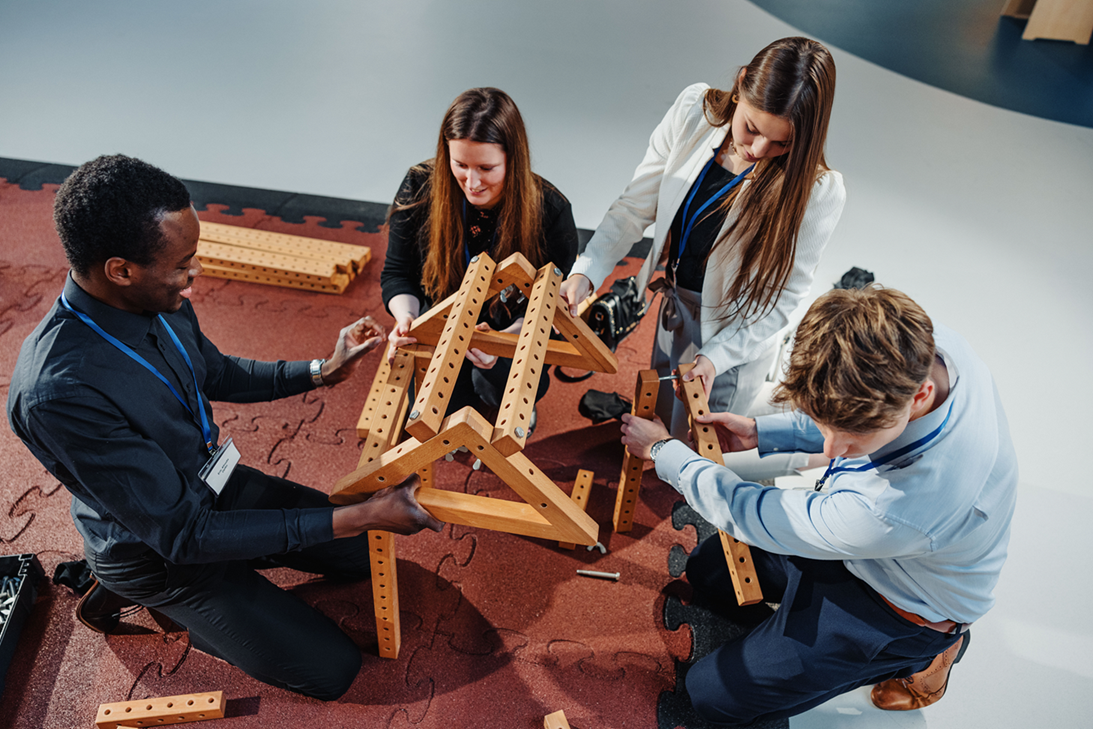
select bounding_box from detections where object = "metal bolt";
[472,459,482,471]
[586,541,608,554]
[554,267,562,276]
[470,255,479,263]
[409,410,420,420]
[515,427,525,438]
[577,569,620,581]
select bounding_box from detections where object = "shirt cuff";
[756,412,799,456]
[654,439,697,494]
[285,359,316,394]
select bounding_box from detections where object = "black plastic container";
[0,554,44,698]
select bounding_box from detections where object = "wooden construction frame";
[339,253,617,657]
[676,362,763,606]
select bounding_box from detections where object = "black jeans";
[86,466,371,700]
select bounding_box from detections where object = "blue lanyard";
[675,151,753,268]
[462,199,498,266]
[813,400,955,492]
[59,291,216,455]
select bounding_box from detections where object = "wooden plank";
[553,293,621,375]
[1023,0,1093,43]
[614,369,660,533]
[492,263,562,455]
[368,530,400,659]
[356,345,395,440]
[544,709,572,729]
[405,254,496,441]
[1001,0,1038,18]
[199,261,349,294]
[197,240,339,278]
[559,469,594,550]
[416,488,563,541]
[677,362,763,606]
[200,221,371,273]
[357,350,415,466]
[331,408,482,503]
[402,333,595,370]
[96,692,224,729]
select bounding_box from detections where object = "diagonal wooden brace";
[677,362,763,606]
[405,254,496,441]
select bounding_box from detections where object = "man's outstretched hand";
[321,316,386,386]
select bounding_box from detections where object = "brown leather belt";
[880,594,967,634]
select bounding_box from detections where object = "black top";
[381,164,579,329]
[5,275,331,564]
[666,155,739,291]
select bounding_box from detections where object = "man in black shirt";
[6,155,441,700]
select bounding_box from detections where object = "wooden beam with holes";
[199,260,350,294]
[368,530,400,659]
[560,469,594,550]
[200,221,370,273]
[357,350,415,462]
[543,709,572,729]
[96,692,224,729]
[491,263,561,455]
[677,362,763,606]
[614,369,660,533]
[405,255,496,441]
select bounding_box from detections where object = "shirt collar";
[868,353,957,463]
[63,273,157,348]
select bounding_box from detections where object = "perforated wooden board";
[96,691,224,728]
[200,221,371,272]
[614,369,659,533]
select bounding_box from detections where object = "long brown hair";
[702,37,836,322]
[400,88,545,301]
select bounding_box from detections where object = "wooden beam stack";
[196,221,371,294]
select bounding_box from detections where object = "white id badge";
[199,437,240,496]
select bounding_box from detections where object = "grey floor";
[2,1,1092,726]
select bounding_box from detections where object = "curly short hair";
[53,155,191,276]
[771,286,935,432]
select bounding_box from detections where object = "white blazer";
[571,83,846,376]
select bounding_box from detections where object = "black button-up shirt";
[6,275,332,564]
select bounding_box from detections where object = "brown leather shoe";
[871,630,970,711]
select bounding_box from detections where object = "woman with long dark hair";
[560,37,845,436]
[382,87,578,423]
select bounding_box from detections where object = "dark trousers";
[86,466,370,700]
[684,535,963,726]
[445,355,551,417]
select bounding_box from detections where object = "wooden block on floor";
[96,691,224,728]
[544,709,571,729]
[1023,0,1093,44]
[200,221,371,273]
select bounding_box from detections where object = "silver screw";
[470,255,479,263]
[472,459,482,471]
[409,410,420,420]
[577,569,620,581]
[515,427,525,438]
[553,267,562,276]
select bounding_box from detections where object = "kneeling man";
[621,286,1017,724]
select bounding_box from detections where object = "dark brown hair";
[397,88,545,301]
[771,286,935,432]
[703,36,836,322]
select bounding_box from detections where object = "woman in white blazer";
[560,37,846,437]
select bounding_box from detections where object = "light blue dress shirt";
[655,324,1018,624]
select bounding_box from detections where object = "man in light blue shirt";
[621,286,1017,725]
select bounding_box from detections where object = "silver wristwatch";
[649,438,673,463]
[309,358,326,388]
